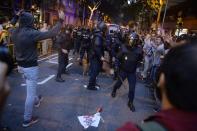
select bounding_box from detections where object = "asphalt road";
[2,53,157,131]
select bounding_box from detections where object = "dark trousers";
[74,40,81,54]
[0,89,10,119]
[88,58,102,88]
[57,52,68,78]
[80,47,89,60]
[113,71,136,102]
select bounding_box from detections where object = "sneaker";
[128,101,136,112]
[95,85,100,90]
[34,95,43,108]
[95,83,100,88]
[84,85,88,88]
[22,117,38,128]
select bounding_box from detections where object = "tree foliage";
[147,0,166,12]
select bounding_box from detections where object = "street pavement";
[2,53,157,131]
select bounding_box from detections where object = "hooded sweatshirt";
[9,12,63,67]
[117,109,197,131]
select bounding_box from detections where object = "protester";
[150,36,165,83]
[79,27,91,65]
[0,45,13,130]
[141,34,153,80]
[55,27,71,82]
[0,24,10,46]
[117,41,197,131]
[40,23,49,55]
[8,10,65,127]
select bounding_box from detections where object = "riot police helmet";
[129,32,139,47]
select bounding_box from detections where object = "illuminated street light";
[128,0,131,5]
[128,0,137,5]
[82,0,86,26]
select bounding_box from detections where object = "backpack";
[137,121,167,131]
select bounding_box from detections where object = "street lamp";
[128,0,131,5]
[128,0,137,5]
[82,0,86,26]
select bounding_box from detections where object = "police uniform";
[110,32,122,79]
[72,28,78,54]
[80,28,91,63]
[87,28,105,90]
[74,28,82,54]
[111,35,143,111]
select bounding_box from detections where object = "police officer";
[111,32,122,57]
[72,27,78,54]
[56,27,71,82]
[79,27,91,65]
[111,33,143,111]
[86,21,107,90]
[105,32,113,67]
[74,27,83,55]
[110,31,122,79]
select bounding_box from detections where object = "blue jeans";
[113,71,136,102]
[150,65,159,83]
[18,66,39,121]
[80,47,89,60]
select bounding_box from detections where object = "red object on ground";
[97,107,103,113]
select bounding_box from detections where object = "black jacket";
[81,30,91,48]
[90,30,104,61]
[9,12,63,67]
[56,31,71,51]
[118,45,143,73]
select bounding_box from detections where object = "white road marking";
[38,75,55,84]
[50,56,58,60]
[47,57,73,64]
[66,63,73,68]
[21,75,55,86]
[38,53,58,62]
[47,61,58,64]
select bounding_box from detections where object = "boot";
[63,70,70,75]
[56,77,65,82]
[111,89,117,98]
[87,86,99,91]
[87,84,99,91]
[128,100,135,112]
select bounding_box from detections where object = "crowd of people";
[0,9,197,130]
